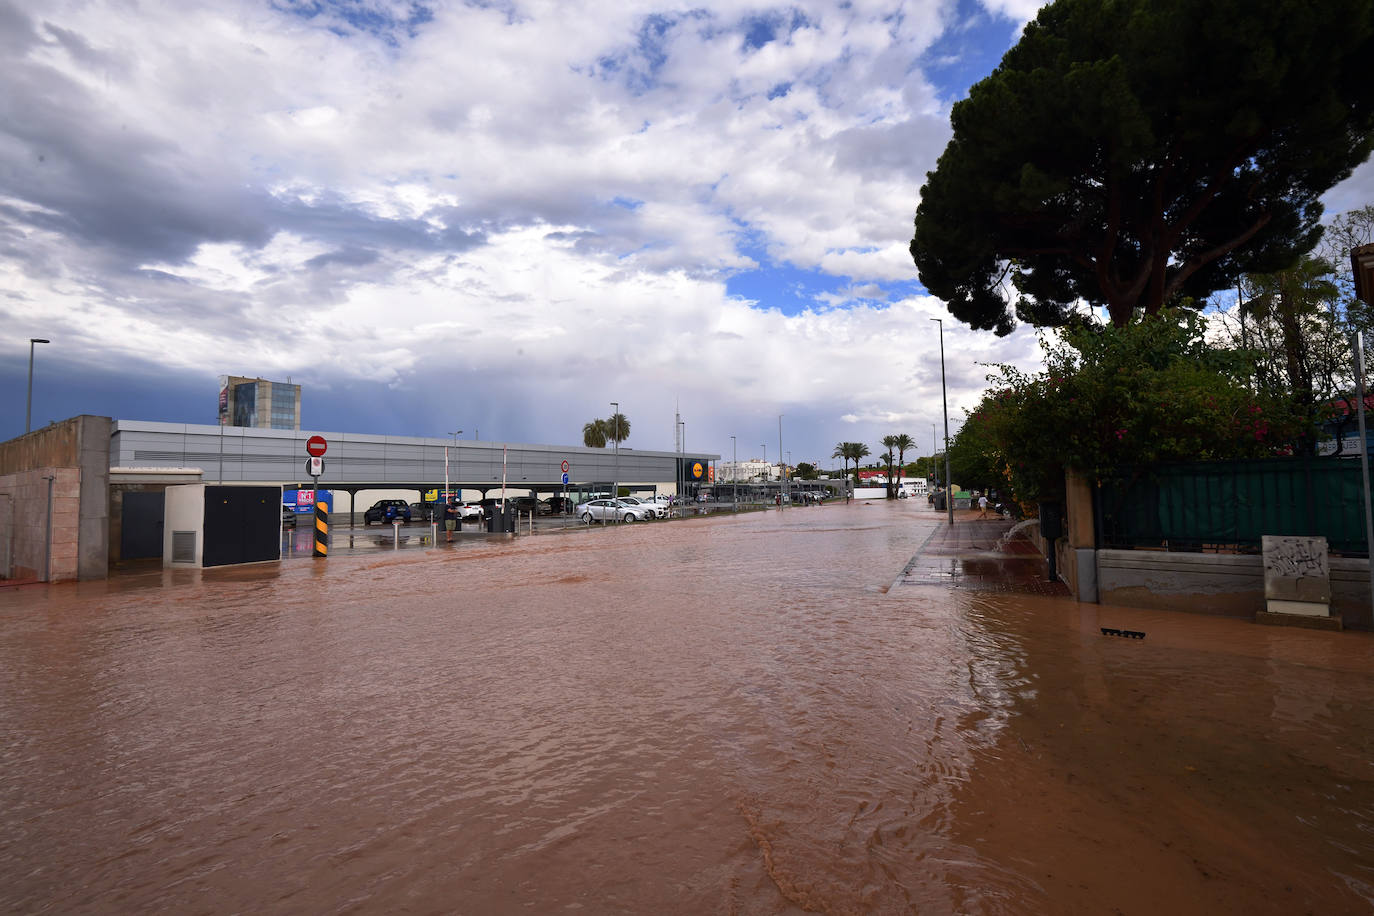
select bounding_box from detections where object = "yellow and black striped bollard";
[313,497,329,557]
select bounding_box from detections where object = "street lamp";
[778,415,786,509]
[730,435,737,511]
[26,338,49,434]
[445,430,462,513]
[611,401,619,507]
[931,318,953,526]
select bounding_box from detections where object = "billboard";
[283,489,332,513]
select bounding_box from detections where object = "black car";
[511,496,549,515]
[544,496,573,514]
[364,499,412,525]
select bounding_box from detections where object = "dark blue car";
[363,499,412,525]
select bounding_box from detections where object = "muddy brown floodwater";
[2,502,1372,914]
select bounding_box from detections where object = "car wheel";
[582,512,594,524]
[623,513,636,523]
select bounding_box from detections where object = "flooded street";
[2,502,1372,914]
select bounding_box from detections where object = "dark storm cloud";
[0,60,278,264]
[305,246,381,269]
[0,18,486,281]
[0,0,38,55]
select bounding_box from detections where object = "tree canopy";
[582,414,630,448]
[582,419,608,448]
[911,0,1374,334]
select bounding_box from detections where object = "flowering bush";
[950,312,1304,502]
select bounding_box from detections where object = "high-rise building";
[218,376,301,430]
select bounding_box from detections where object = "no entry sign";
[306,435,328,457]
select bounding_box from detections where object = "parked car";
[410,501,437,521]
[510,496,552,515]
[282,506,297,529]
[618,496,666,518]
[455,501,484,521]
[544,496,574,514]
[576,498,653,523]
[364,499,412,525]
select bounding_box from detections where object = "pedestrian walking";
[978,494,990,519]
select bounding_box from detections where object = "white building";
[718,459,780,482]
[899,477,929,497]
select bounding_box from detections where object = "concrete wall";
[0,415,109,581]
[1096,549,1372,629]
[0,467,81,582]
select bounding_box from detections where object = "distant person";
[978,494,990,519]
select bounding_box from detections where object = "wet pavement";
[894,512,1071,596]
[3,500,1372,914]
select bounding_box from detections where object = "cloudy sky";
[4,0,1373,468]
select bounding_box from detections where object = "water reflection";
[2,502,1371,913]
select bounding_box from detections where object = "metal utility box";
[485,503,515,533]
[164,484,283,568]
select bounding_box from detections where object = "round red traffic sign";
[561,459,570,473]
[306,435,328,457]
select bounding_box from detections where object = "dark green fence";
[1096,458,1369,556]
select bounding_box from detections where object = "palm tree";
[881,435,900,498]
[582,419,608,448]
[892,433,915,495]
[606,412,631,446]
[845,442,870,492]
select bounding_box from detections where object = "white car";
[618,496,666,518]
[576,498,653,523]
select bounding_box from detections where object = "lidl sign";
[690,461,704,480]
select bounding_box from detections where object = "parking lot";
[280,499,795,558]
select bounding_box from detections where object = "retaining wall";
[1096,549,1371,630]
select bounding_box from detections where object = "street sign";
[562,472,569,485]
[306,457,325,476]
[306,435,328,457]
[561,459,570,473]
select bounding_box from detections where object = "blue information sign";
[562,472,569,484]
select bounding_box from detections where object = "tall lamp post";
[730,435,737,511]
[931,318,953,526]
[611,401,619,506]
[446,429,462,511]
[26,338,49,434]
[778,415,785,509]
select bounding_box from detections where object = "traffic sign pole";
[304,436,329,558]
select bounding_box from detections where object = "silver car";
[617,496,666,518]
[576,498,653,523]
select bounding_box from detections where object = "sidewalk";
[893,513,1070,596]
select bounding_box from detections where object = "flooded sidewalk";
[894,510,1070,596]
[2,501,1371,914]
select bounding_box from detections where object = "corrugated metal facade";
[110,421,715,489]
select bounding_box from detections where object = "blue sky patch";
[271,0,435,44]
[919,0,1020,102]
